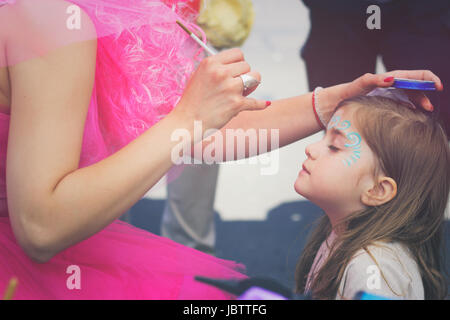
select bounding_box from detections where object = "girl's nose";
[305,144,313,159]
[305,142,319,160]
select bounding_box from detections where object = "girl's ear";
[361,177,397,206]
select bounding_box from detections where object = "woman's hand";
[173,48,269,134]
[344,70,443,110]
[318,70,444,125]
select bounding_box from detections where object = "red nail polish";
[384,76,394,82]
[266,101,272,107]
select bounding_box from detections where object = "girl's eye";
[328,145,340,152]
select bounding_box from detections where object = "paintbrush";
[176,20,218,56]
[176,20,260,96]
[3,277,18,300]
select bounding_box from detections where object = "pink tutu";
[0,0,247,299]
[0,215,246,299]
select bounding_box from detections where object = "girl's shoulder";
[338,241,424,300]
[352,241,416,268]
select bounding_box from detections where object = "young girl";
[294,95,449,300]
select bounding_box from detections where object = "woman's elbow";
[13,214,57,263]
[22,240,56,263]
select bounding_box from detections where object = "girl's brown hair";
[295,96,449,299]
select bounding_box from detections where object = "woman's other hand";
[318,70,443,125]
[344,70,443,111]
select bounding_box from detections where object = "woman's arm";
[193,72,443,161]
[6,5,268,262]
[7,38,198,263]
[217,93,319,159]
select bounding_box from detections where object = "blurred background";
[126,0,449,291]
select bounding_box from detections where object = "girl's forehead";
[328,106,368,147]
[333,104,357,121]
[328,110,357,132]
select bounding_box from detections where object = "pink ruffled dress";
[0,0,246,299]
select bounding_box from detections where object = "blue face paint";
[327,115,362,167]
[327,115,340,129]
[343,132,362,167]
[337,120,351,131]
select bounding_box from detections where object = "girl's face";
[294,105,379,223]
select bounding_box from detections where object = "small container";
[393,78,436,91]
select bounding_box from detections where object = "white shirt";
[306,231,424,300]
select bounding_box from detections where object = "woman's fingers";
[175,47,267,132]
[342,73,383,99]
[240,97,270,112]
[228,61,251,77]
[229,71,267,111]
[234,70,261,96]
[382,70,441,111]
[360,73,392,91]
[405,91,434,112]
[353,70,444,94]
[348,71,441,111]
[384,70,444,91]
[216,48,245,64]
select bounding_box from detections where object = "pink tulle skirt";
[0,0,247,300]
[0,217,246,299]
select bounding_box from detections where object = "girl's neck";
[324,211,345,231]
[324,211,348,236]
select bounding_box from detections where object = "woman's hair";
[295,96,450,299]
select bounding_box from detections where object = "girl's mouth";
[301,164,310,175]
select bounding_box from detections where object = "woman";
[0,0,442,299]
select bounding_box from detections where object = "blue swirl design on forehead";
[328,115,351,131]
[327,115,363,167]
[337,120,351,131]
[327,115,340,129]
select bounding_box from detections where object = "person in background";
[161,0,255,255]
[300,0,450,138]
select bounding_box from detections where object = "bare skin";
[0,2,268,263]
[0,2,443,263]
